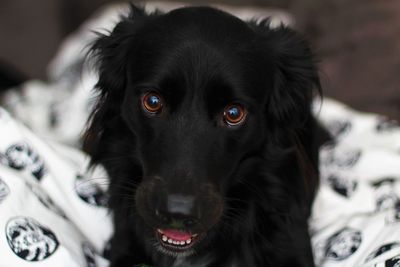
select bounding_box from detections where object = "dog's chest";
[171,256,212,267]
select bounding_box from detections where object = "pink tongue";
[162,229,192,241]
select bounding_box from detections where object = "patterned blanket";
[0,107,111,267]
[311,99,400,267]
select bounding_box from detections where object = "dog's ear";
[84,5,159,157]
[89,5,158,96]
[249,20,320,130]
[249,21,321,204]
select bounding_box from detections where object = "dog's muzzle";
[136,178,223,254]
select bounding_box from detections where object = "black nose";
[167,194,194,215]
[139,177,223,231]
[155,194,200,228]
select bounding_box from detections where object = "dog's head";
[86,5,319,258]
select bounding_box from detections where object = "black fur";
[85,5,326,267]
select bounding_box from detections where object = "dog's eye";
[223,104,246,126]
[142,92,163,114]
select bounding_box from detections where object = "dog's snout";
[154,194,200,228]
[139,176,223,231]
[167,194,195,216]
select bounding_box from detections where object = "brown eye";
[142,92,163,114]
[223,104,246,126]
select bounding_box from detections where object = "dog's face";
[121,12,267,253]
[86,6,319,260]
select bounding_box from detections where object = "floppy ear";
[83,5,159,157]
[249,21,322,206]
[250,20,320,130]
[90,5,155,96]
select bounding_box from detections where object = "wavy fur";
[85,5,328,267]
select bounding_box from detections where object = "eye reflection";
[142,92,163,114]
[223,104,246,126]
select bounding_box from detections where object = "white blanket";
[0,107,112,267]
[311,99,400,267]
[1,3,400,267]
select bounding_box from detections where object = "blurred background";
[0,0,399,121]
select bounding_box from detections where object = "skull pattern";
[5,217,59,261]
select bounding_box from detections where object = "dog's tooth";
[180,241,185,245]
[157,229,163,234]
[168,239,173,244]
[186,239,191,244]
[173,240,178,245]
[162,235,167,242]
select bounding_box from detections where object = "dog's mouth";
[156,229,204,252]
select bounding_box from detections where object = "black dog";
[85,5,327,267]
